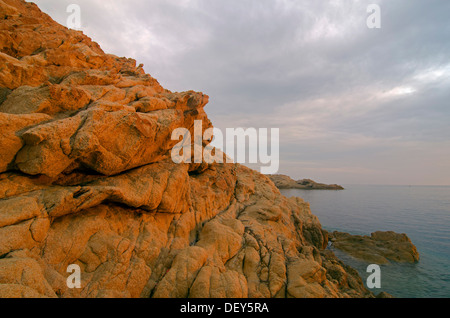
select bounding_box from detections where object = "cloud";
[33,0,450,185]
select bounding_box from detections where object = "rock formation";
[329,231,420,264]
[267,175,344,190]
[0,0,372,298]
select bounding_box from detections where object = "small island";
[267,174,344,190]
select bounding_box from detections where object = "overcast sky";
[33,0,450,185]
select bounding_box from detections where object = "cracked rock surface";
[0,0,373,298]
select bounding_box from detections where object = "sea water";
[280,185,450,298]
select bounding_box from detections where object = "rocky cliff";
[0,0,372,298]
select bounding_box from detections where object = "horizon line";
[341,183,450,187]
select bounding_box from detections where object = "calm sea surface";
[280,185,450,298]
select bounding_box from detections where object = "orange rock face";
[0,0,373,298]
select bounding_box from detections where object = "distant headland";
[267,174,345,190]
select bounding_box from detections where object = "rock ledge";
[329,231,420,264]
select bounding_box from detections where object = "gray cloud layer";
[34,0,450,185]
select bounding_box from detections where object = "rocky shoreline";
[267,174,345,190]
[0,0,414,299]
[0,0,374,298]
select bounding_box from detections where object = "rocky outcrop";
[329,231,420,264]
[267,175,344,190]
[0,0,372,298]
